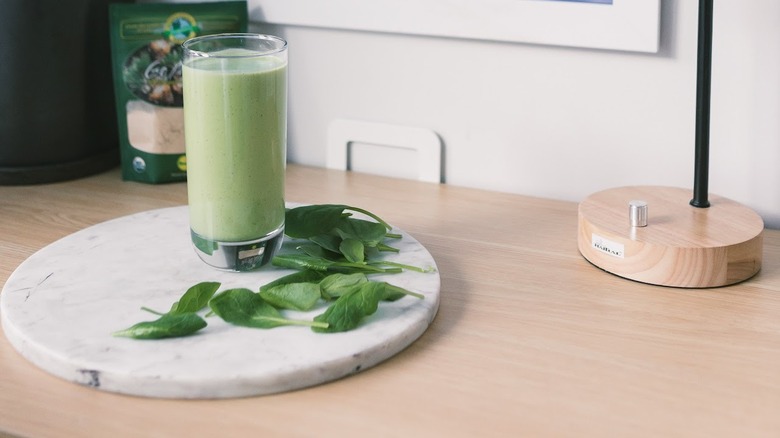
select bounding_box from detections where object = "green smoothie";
[183,50,286,242]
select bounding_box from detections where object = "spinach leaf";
[380,282,425,301]
[272,254,399,274]
[113,313,207,340]
[271,254,336,272]
[313,280,426,333]
[309,234,342,254]
[284,204,351,238]
[340,205,392,230]
[312,282,385,333]
[259,282,321,311]
[115,282,221,338]
[368,260,436,274]
[297,242,341,260]
[375,243,400,253]
[335,217,388,248]
[284,204,391,239]
[169,281,221,315]
[259,270,325,292]
[319,273,368,300]
[209,288,327,329]
[339,238,365,263]
[258,270,324,310]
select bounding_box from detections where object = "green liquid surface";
[183,52,286,242]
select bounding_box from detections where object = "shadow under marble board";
[0,205,440,399]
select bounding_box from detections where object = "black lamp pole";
[691,0,713,208]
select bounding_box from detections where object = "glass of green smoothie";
[182,34,287,271]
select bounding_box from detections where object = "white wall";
[249,0,779,228]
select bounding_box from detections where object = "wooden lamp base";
[577,186,764,288]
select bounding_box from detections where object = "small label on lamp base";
[591,233,625,258]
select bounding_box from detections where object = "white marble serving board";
[0,205,439,399]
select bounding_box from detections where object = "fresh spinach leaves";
[283,204,391,239]
[260,282,322,311]
[113,281,220,339]
[209,288,327,329]
[281,205,403,268]
[271,254,401,274]
[169,281,221,314]
[115,203,432,340]
[113,313,208,340]
[276,205,434,274]
[319,273,368,300]
[312,281,423,333]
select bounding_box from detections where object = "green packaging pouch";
[109,1,248,183]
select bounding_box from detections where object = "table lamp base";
[577,186,764,288]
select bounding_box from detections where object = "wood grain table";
[2,165,780,437]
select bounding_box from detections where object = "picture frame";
[248,0,661,53]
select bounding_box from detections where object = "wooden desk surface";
[2,165,780,437]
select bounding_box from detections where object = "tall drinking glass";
[182,34,287,271]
